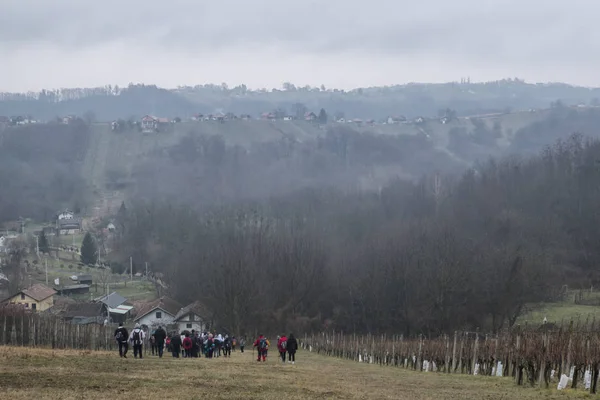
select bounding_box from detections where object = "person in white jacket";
[129,323,146,359]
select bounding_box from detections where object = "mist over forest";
[3,80,600,335]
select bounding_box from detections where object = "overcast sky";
[1,0,598,91]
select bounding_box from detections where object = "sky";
[1,0,599,92]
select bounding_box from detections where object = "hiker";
[150,332,156,356]
[166,336,172,353]
[278,334,288,364]
[154,325,167,358]
[253,334,270,362]
[239,337,246,353]
[170,331,182,358]
[215,333,223,357]
[180,332,186,357]
[287,333,298,364]
[223,335,232,357]
[129,323,146,359]
[183,333,193,358]
[190,330,199,358]
[114,322,129,358]
[232,336,237,352]
[206,334,215,358]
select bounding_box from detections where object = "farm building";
[55,284,90,296]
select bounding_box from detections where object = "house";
[6,284,56,311]
[134,296,183,330]
[55,284,90,296]
[62,302,104,324]
[304,112,317,121]
[62,115,76,125]
[141,115,158,131]
[77,275,93,285]
[141,115,170,132]
[57,209,75,220]
[56,217,81,235]
[173,301,209,333]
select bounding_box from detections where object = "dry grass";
[0,346,588,399]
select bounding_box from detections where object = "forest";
[114,133,600,336]
[0,121,89,223]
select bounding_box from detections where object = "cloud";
[1,0,600,91]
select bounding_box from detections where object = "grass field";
[0,346,585,399]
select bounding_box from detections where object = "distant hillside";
[3,79,600,122]
[3,104,600,223]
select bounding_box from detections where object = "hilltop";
[3,79,600,122]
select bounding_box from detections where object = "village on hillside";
[0,206,215,336]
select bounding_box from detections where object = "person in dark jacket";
[190,330,198,358]
[114,323,129,358]
[223,335,232,357]
[170,331,182,358]
[287,333,298,364]
[154,326,167,358]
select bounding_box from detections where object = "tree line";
[111,133,600,336]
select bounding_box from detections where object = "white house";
[134,296,182,330]
[57,210,75,220]
[173,301,209,333]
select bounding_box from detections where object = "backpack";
[259,337,268,350]
[281,339,287,350]
[133,330,142,345]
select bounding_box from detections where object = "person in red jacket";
[183,332,193,358]
[277,334,288,364]
[253,334,270,362]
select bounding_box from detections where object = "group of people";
[114,323,299,364]
[166,331,243,359]
[254,333,298,364]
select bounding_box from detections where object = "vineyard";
[3,303,600,395]
[302,320,600,394]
